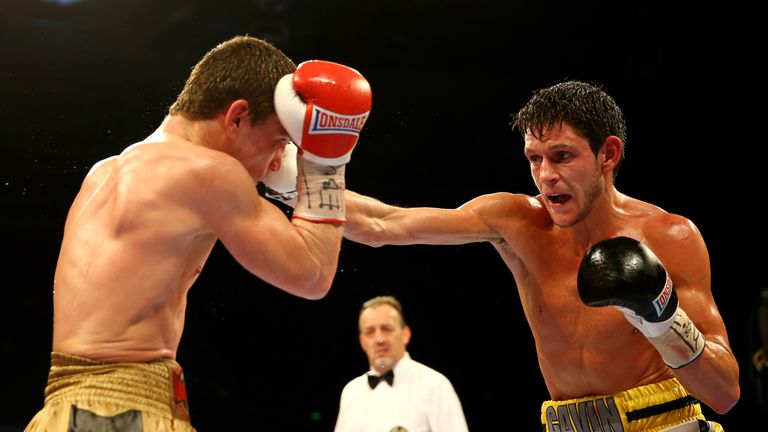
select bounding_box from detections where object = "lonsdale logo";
[653,274,673,318]
[308,106,369,136]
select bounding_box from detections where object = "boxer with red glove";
[578,236,706,369]
[269,60,371,223]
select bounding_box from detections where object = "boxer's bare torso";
[343,122,735,409]
[482,192,680,399]
[51,113,323,363]
[52,139,220,363]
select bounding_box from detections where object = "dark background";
[1,0,766,430]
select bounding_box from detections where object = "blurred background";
[1,0,766,430]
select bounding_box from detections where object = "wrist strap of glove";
[648,307,707,369]
[293,158,346,223]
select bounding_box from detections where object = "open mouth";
[548,194,571,204]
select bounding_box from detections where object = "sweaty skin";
[343,122,739,414]
[53,110,343,363]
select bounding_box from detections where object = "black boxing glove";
[578,236,706,369]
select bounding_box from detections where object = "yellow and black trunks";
[541,378,723,431]
[25,352,195,432]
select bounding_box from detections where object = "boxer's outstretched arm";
[344,190,508,247]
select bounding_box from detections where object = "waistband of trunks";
[541,378,704,432]
[43,351,190,421]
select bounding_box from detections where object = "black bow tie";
[367,370,394,389]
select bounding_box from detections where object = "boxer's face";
[240,114,292,182]
[359,305,411,374]
[524,122,606,227]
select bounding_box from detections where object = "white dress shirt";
[334,352,469,432]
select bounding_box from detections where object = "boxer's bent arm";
[218,196,343,299]
[194,156,343,299]
[643,216,740,413]
[665,275,740,414]
[672,296,740,414]
[343,190,505,247]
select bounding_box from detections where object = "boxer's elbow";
[289,279,332,300]
[274,260,335,300]
[301,284,332,300]
[708,384,740,414]
[296,268,335,300]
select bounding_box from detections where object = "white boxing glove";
[262,143,298,208]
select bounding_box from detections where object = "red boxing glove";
[274,60,372,166]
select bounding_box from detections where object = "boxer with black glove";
[578,236,706,369]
